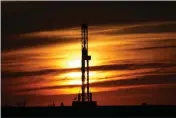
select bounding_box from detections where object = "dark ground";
[2,105,176,117]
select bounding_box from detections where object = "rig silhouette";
[72,24,97,107]
[2,24,176,118]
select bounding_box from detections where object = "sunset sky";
[2,2,176,106]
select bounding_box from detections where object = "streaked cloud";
[2,21,176,106]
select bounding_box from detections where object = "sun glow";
[57,71,97,85]
[67,60,81,68]
[62,71,95,78]
[66,72,81,78]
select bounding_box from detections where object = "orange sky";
[2,21,176,106]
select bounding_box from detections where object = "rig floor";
[72,101,97,107]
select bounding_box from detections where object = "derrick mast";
[81,24,91,102]
[72,24,97,107]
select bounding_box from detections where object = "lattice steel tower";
[72,24,97,107]
[80,24,91,102]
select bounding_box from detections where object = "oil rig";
[72,24,97,107]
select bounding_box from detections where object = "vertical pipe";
[86,25,89,101]
[81,25,84,102]
[81,24,86,102]
[87,60,89,101]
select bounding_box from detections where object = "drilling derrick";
[72,24,97,107]
[81,24,91,102]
